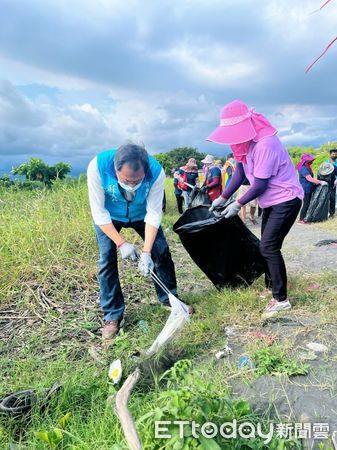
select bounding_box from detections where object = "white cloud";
[155,41,263,87]
[1,0,337,173]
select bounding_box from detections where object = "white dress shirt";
[87,156,165,228]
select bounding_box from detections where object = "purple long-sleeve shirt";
[221,162,269,206]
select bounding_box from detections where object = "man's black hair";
[115,143,149,172]
[329,148,337,154]
[227,153,234,159]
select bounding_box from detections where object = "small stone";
[306,342,328,353]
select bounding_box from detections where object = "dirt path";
[249,220,337,274]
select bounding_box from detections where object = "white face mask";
[118,178,144,192]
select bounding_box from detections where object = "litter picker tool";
[181,180,195,189]
[142,269,190,357]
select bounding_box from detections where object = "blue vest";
[97,150,162,223]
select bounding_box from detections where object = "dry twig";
[115,368,142,450]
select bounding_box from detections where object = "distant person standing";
[215,159,223,170]
[296,153,327,224]
[326,149,337,218]
[178,158,199,209]
[222,153,236,189]
[200,154,222,202]
[173,168,183,214]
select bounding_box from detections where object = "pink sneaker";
[263,298,291,318]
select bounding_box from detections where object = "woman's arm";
[237,177,269,206]
[305,174,321,185]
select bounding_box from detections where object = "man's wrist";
[116,239,126,248]
[142,249,152,254]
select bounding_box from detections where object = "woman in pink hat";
[207,100,304,318]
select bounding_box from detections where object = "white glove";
[209,196,227,212]
[138,252,154,277]
[118,242,138,261]
[320,181,328,186]
[221,201,242,218]
[334,180,337,187]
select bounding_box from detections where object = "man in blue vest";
[87,143,186,339]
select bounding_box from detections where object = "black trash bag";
[304,185,330,223]
[173,205,265,288]
[189,187,211,208]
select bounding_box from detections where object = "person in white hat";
[200,154,222,202]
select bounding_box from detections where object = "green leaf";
[233,400,251,417]
[198,436,221,450]
[136,410,155,424]
[48,428,64,446]
[35,431,51,444]
[58,412,72,428]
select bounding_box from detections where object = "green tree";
[286,143,335,174]
[0,174,13,188]
[12,158,49,182]
[319,141,337,154]
[154,147,207,175]
[12,158,71,186]
[48,162,72,180]
[153,153,174,175]
[287,146,316,160]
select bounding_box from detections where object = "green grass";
[0,180,336,449]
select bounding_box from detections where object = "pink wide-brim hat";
[207,100,257,145]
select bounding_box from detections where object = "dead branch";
[115,368,142,450]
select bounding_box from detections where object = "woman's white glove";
[319,180,328,186]
[209,196,227,212]
[118,242,138,261]
[221,201,242,218]
[138,252,154,277]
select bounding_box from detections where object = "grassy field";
[0,180,336,449]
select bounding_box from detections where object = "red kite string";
[319,0,334,9]
[305,36,337,72]
[306,0,337,72]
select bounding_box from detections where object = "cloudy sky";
[1,0,337,173]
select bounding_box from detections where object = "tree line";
[1,142,336,189]
[0,158,71,189]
